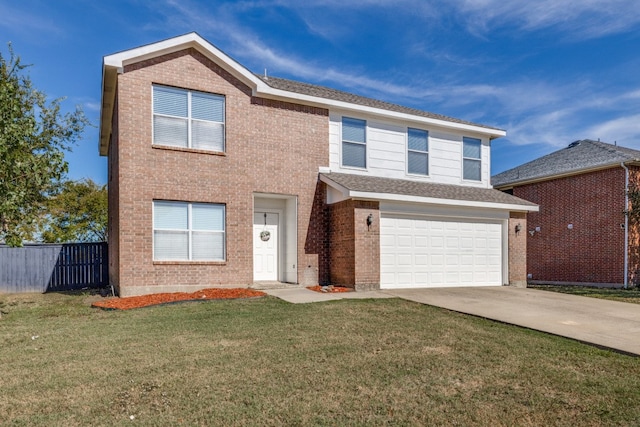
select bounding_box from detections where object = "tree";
[40,178,107,243]
[0,44,88,246]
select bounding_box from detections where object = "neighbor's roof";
[100,32,505,156]
[320,172,538,212]
[492,140,640,188]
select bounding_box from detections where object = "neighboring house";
[492,139,640,287]
[99,33,537,297]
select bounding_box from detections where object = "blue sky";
[2,0,639,185]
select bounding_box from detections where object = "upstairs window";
[153,201,225,261]
[407,128,429,175]
[463,137,481,181]
[153,85,225,152]
[342,117,366,168]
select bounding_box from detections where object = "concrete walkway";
[265,286,640,356]
[263,287,394,304]
[385,286,640,356]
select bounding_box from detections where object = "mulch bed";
[307,285,353,293]
[91,288,266,310]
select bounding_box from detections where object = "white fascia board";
[103,33,267,92]
[319,174,350,197]
[256,86,506,138]
[349,191,539,212]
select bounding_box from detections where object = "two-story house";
[99,33,537,297]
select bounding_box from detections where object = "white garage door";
[380,214,503,289]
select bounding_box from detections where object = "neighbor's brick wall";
[513,168,626,284]
[626,166,640,286]
[508,212,527,287]
[113,48,329,295]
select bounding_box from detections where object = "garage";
[380,214,503,289]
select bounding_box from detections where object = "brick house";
[492,139,640,287]
[99,33,537,296]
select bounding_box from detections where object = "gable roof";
[255,75,500,132]
[100,32,505,156]
[320,172,538,212]
[492,140,640,188]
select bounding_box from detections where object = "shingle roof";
[492,140,640,188]
[256,75,503,132]
[321,172,537,208]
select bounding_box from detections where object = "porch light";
[366,214,373,229]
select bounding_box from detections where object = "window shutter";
[342,142,366,168]
[154,231,189,260]
[191,93,224,122]
[463,159,481,181]
[153,86,188,117]
[154,201,188,230]
[408,151,428,175]
[191,121,224,151]
[192,232,225,260]
[463,137,481,159]
[408,129,428,152]
[342,117,366,142]
[192,204,224,231]
[154,116,188,147]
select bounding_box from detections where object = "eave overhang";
[99,32,505,157]
[320,174,539,213]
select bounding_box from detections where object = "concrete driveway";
[385,286,640,356]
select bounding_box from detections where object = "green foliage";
[40,178,107,243]
[0,43,88,246]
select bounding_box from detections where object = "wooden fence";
[0,242,108,293]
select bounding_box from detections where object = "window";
[153,85,225,152]
[342,117,366,168]
[463,137,481,181]
[153,201,225,261]
[407,128,429,175]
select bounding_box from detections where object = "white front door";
[253,212,279,281]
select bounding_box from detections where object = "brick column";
[508,212,527,287]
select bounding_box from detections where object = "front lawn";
[1,292,639,426]
[530,284,640,305]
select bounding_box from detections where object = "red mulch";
[91,288,266,310]
[307,285,353,293]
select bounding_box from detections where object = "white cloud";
[585,114,640,146]
[452,0,640,39]
[0,3,63,38]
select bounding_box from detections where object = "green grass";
[530,285,640,305]
[1,292,639,426]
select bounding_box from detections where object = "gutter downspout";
[622,162,629,289]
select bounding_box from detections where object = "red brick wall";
[113,48,329,295]
[513,168,626,284]
[508,212,527,287]
[328,199,380,289]
[626,166,640,286]
[353,201,380,290]
[107,94,120,293]
[329,199,355,286]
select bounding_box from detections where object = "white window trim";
[152,200,226,262]
[152,85,226,152]
[340,116,367,170]
[462,137,482,182]
[406,127,429,177]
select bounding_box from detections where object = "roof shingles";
[256,75,502,132]
[492,140,640,187]
[321,172,537,208]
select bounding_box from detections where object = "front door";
[253,212,279,281]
